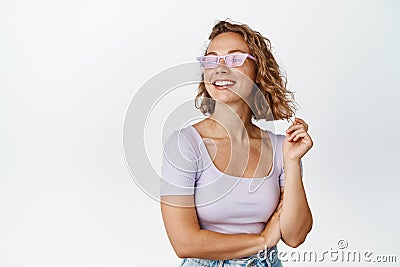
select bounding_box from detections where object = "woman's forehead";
[207,32,250,54]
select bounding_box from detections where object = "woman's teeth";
[213,80,235,86]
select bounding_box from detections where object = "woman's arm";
[279,161,312,247]
[260,186,283,248]
[160,195,266,260]
[279,117,313,247]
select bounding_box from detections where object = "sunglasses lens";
[197,54,251,69]
[225,54,247,67]
[198,56,218,69]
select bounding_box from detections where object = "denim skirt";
[179,246,282,267]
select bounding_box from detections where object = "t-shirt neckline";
[187,125,276,180]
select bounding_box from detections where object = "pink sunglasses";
[196,53,256,69]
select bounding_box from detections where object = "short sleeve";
[160,130,199,196]
[279,158,303,186]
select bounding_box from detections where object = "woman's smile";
[212,79,237,90]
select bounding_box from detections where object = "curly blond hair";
[195,20,299,121]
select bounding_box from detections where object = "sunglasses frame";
[196,53,256,69]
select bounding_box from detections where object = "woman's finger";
[294,117,309,131]
[292,132,309,142]
[286,124,306,134]
[288,129,306,141]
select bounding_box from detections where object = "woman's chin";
[212,96,246,106]
[213,91,252,104]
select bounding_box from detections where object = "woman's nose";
[215,58,229,73]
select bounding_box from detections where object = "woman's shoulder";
[163,125,200,155]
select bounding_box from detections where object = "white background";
[1,0,399,266]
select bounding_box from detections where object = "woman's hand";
[283,117,313,161]
[260,191,283,248]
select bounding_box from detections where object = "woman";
[160,20,313,267]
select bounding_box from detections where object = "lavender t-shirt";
[160,125,303,235]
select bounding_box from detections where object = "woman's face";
[203,32,257,105]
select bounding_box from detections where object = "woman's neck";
[208,102,258,142]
